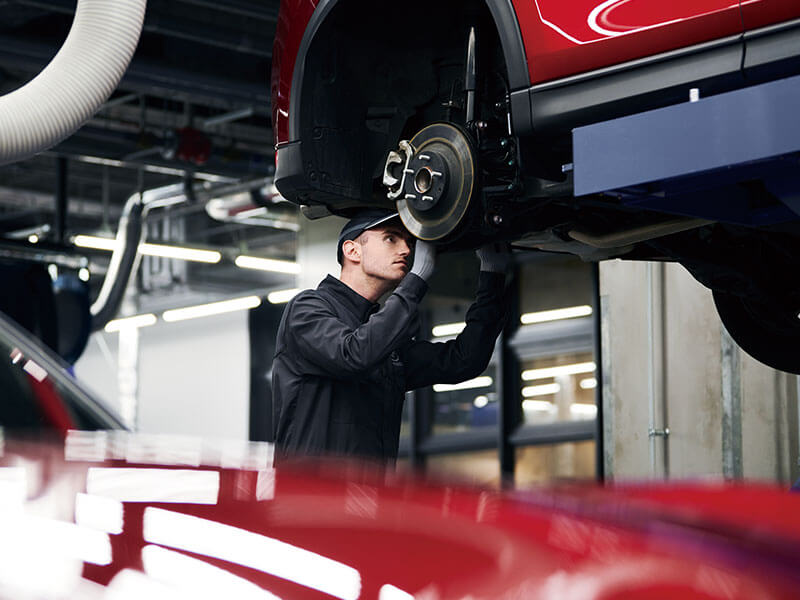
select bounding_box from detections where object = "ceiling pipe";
[12,0,272,57]
[174,0,278,22]
[90,182,184,332]
[201,106,255,129]
[0,34,269,108]
[89,177,290,331]
[0,0,147,165]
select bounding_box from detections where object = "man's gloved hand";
[476,242,512,273]
[410,240,436,281]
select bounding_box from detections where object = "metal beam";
[0,35,269,107]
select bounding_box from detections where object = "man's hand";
[410,240,436,281]
[476,242,512,273]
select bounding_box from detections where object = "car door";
[740,0,800,31]
[511,0,745,84]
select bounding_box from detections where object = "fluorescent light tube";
[521,362,596,381]
[235,255,300,274]
[267,288,300,304]
[433,376,492,393]
[570,404,598,417]
[105,314,157,332]
[74,234,117,251]
[521,383,561,397]
[522,399,556,412]
[139,243,221,263]
[520,305,592,325]
[431,322,466,337]
[162,296,261,322]
[74,235,221,264]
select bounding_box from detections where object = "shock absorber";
[464,27,476,124]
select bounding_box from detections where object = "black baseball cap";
[337,209,400,264]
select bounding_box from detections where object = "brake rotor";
[395,123,476,241]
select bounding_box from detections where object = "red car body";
[271,0,800,148]
[2,433,800,600]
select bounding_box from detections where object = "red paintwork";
[741,0,800,31]
[513,0,742,85]
[271,0,318,149]
[3,436,800,599]
[271,0,800,146]
[31,376,76,433]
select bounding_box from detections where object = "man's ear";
[342,239,360,264]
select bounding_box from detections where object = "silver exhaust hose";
[89,194,146,332]
[0,0,147,165]
[90,183,185,332]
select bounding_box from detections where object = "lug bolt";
[492,214,504,226]
[500,138,508,147]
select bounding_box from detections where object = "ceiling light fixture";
[579,377,598,390]
[473,395,489,408]
[433,376,492,393]
[522,399,556,412]
[162,296,261,322]
[267,289,300,304]
[104,314,157,333]
[235,255,300,274]
[520,305,593,325]
[74,235,117,251]
[521,361,596,381]
[521,383,561,398]
[431,322,466,337]
[570,403,598,417]
[139,243,221,263]
[73,235,222,264]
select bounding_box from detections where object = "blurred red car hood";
[1,431,799,599]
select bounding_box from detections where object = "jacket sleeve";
[401,271,509,391]
[288,274,428,377]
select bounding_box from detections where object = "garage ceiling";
[0,0,298,310]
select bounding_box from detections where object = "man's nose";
[399,239,411,256]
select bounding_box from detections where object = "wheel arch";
[277,0,531,208]
[286,0,530,142]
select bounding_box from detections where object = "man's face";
[357,224,415,283]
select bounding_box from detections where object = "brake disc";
[392,123,476,241]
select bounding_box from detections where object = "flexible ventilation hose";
[0,0,147,165]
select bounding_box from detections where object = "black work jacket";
[271,271,507,464]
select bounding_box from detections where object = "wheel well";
[297,0,507,212]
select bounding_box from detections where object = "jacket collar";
[318,275,378,322]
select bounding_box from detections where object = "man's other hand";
[410,240,436,281]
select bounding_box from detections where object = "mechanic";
[271,208,511,465]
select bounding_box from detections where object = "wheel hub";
[383,123,476,241]
[405,150,448,212]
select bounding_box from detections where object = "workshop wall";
[137,310,250,439]
[77,309,250,440]
[600,259,799,483]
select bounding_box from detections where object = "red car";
[2,433,800,599]
[270,1,800,374]
[0,310,124,434]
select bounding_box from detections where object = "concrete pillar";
[600,259,798,483]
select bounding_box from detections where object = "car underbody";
[274,0,800,372]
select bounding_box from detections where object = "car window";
[0,311,125,432]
